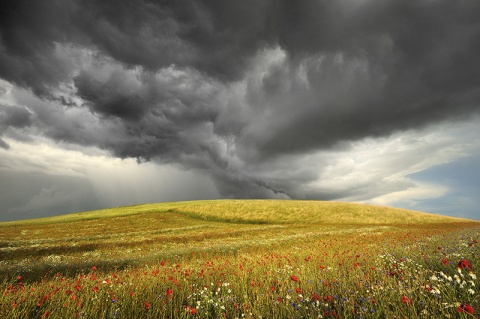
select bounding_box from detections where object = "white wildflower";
[431,287,441,295]
[468,288,475,295]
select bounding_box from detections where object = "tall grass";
[0,200,478,318]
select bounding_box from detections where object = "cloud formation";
[1,0,480,218]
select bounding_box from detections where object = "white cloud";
[364,182,448,208]
[307,118,480,206]
[0,137,110,176]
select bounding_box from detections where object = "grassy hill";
[0,200,475,280]
[2,199,471,226]
[1,200,479,318]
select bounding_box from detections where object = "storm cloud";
[1,0,480,219]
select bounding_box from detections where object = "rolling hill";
[1,200,479,318]
[0,200,476,280]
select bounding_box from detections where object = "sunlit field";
[1,200,479,318]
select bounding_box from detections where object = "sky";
[1,0,480,222]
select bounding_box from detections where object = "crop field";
[0,200,479,318]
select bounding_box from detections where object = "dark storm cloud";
[234,0,480,160]
[0,104,32,148]
[0,105,31,128]
[1,0,480,199]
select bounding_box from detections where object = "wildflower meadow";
[0,200,478,318]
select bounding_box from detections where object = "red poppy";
[41,310,50,318]
[92,286,99,293]
[144,301,151,310]
[457,259,470,269]
[166,288,173,297]
[295,287,302,294]
[291,275,298,282]
[311,293,320,301]
[189,307,197,315]
[457,304,474,315]
[91,266,97,271]
[324,295,333,302]
[442,258,449,265]
[401,296,411,306]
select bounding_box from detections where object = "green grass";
[0,200,478,318]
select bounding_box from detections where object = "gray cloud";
[0,170,101,221]
[0,104,32,148]
[1,0,480,204]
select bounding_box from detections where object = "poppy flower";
[311,293,320,301]
[401,296,411,306]
[291,275,298,282]
[458,259,470,269]
[144,301,151,310]
[457,304,474,314]
[189,307,197,315]
[442,258,449,265]
[166,288,173,297]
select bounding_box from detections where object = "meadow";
[0,199,478,318]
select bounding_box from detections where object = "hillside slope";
[1,199,472,226]
[0,200,476,280]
